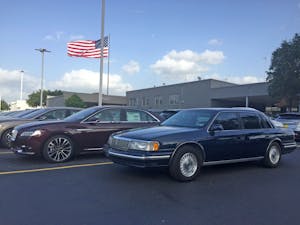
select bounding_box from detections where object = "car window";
[37,109,68,120]
[162,110,214,128]
[67,109,80,117]
[260,114,272,128]
[212,112,240,130]
[125,109,157,122]
[87,109,121,122]
[240,112,261,129]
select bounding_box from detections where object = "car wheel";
[42,135,74,163]
[1,128,13,148]
[169,146,202,181]
[264,142,281,168]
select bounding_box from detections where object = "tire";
[42,135,74,163]
[264,142,281,168]
[1,128,13,148]
[169,146,202,181]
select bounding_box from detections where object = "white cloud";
[0,68,39,103]
[48,69,132,95]
[228,75,265,84]
[199,50,225,64]
[122,60,140,75]
[208,39,223,46]
[150,49,225,83]
[44,31,64,41]
[69,34,85,41]
[202,73,265,84]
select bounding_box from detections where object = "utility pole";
[35,48,50,108]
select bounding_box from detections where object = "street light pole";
[98,0,105,106]
[20,70,24,101]
[35,48,50,108]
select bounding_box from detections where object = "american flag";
[67,36,109,58]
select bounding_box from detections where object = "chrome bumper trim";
[282,143,297,149]
[108,150,171,160]
[203,156,264,166]
[12,149,36,156]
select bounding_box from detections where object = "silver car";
[275,113,300,140]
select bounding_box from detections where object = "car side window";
[67,109,80,117]
[240,112,261,129]
[212,112,240,130]
[125,110,157,122]
[37,109,68,120]
[260,115,272,128]
[87,109,121,122]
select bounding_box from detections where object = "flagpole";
[107,34,110,95]
[98,0,105,106]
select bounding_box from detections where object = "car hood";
[115,126,201,140]
[15,120,66,131]
[275,119,300,129]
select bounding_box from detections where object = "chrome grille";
[111,137,130,150]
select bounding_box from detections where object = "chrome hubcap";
[47,137,72,162]
[179,152,198,177]
[5,131,12,145]
[269,146,280,164]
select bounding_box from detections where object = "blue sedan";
[105,108,297,181]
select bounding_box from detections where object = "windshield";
[64,107,100,122]
[161,109,215,128]
[17,109,39,118]
[21,109,47,119]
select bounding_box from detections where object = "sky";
[1,0,300,103]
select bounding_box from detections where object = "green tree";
[27,90,43,107]
[27,89,63,107]
[1,99,10,110]
[65,94,86,108]
[267,33,300,110]
[48,90,63,96]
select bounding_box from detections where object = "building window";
[141,97,149,106]
[169,94,179,105]
[129,98,138,106]
[155,96,163,105]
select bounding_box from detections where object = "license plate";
[283,124,289,128]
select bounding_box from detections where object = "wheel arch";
[267,138,283,152]
[169,141,206,164]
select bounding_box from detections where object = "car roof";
[279,112,300,116]
[182,107,259,112]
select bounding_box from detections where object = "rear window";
[162,110,215,128]
[240,112,261,129]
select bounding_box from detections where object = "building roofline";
[126,78,237,93]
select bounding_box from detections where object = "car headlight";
[108,135,113,145]
[128,140,160,151]
[295,123,300,131]
[20,130,42,137]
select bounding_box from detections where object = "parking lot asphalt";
[0,147,300,225]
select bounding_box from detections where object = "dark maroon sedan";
[10,106,161,163]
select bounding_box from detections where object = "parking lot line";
[0,151,13,154]
[0,161,113,175]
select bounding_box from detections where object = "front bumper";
[11,146,37,156]
[294,131,300,141]
[105,145,172,168]
[282,141,297,154]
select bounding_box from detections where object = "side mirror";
[210,124,224,131]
